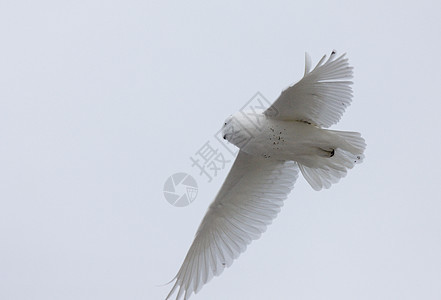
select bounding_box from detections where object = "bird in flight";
[166,51,366,299]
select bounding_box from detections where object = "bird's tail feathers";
[300,130,366,191]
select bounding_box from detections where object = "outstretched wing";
[166,151,299,300]
[265,51,353,128]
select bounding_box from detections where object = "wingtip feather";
[304,52,312,75]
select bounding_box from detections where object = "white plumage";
[166,51,366,299]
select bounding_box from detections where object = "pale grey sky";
[1,1,440,299]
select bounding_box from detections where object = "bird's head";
[221,115,234,141]
[221,112,252,147]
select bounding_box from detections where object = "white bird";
[166,51,366,299]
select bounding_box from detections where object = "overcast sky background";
[1,1,441,299]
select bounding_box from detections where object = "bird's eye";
[224,122,227,126]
